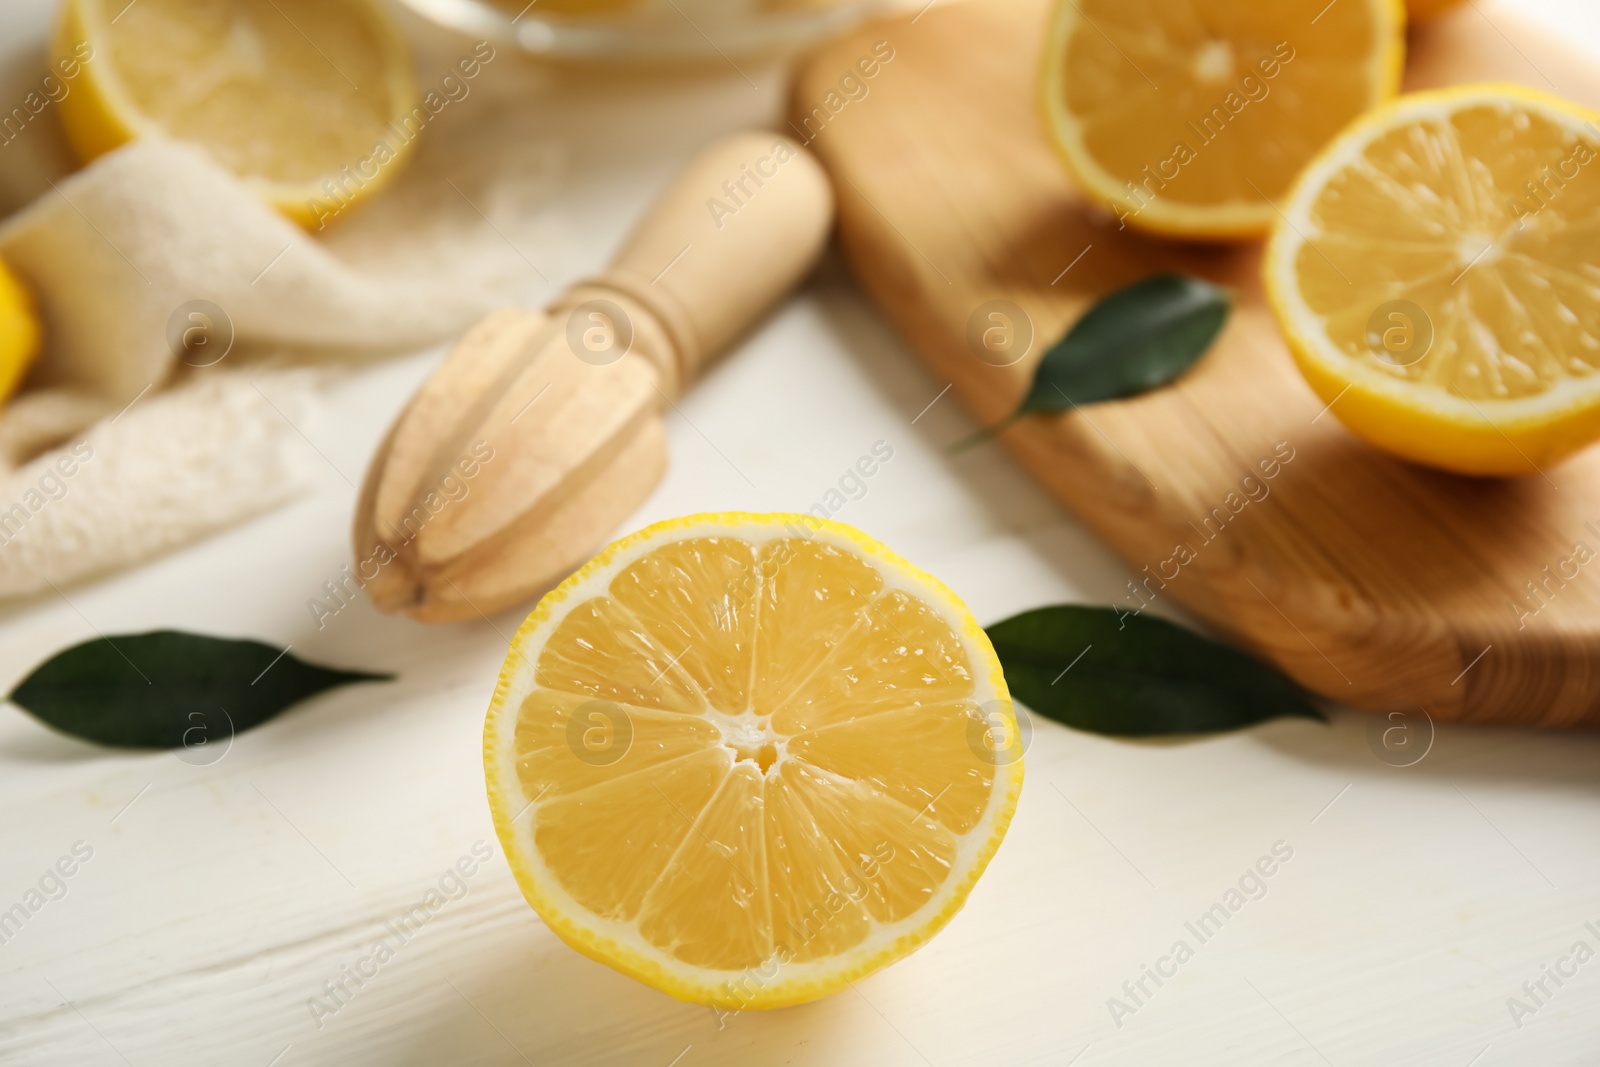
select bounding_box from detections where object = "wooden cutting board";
[792,0,1600,728]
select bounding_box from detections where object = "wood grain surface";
[792,0,1600,727]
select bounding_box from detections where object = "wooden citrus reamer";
[354,133,834,621]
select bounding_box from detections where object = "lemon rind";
[0,259,41,406]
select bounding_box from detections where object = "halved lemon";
[483,513,1022,1009]
[1266,85,1600,476]
[1040,0,1405,239]
[54,0,418,229]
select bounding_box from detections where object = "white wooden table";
[3,2,1600,1064]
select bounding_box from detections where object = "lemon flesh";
[1040,0,1405,239]
[55,0,418,228]
[1267,85,1600,476]
[483,514,1022,1009]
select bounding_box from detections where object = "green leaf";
[985,606,1322,737]
[1022,273,1230,414]
[8,631,392,749]
[952,274,1230,450]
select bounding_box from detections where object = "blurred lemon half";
[484,513,1023,1008]
[1040,0,1405,239]
[0,258,41,407]
[1267,85,1600,476]
[54,0,419,229]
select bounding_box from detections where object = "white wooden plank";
[1,1,1598,1064]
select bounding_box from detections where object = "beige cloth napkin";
[0,140,484,600]
[0,370,319,600]
[1,139,479,406]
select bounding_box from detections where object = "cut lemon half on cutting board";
[54,0,418,229]
[1040,0,1405,239]
[483,513,1022,1009]
[1266,85,1600,476]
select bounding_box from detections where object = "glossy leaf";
[8,631,391,749]
[986,605,1322,737]
[953,274,1230,450]
[1020,273,1230,414]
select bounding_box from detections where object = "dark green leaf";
[8,631,392,749]
[986,605,1322,737]
[951,274,1231,451]
[1021,274,1230,414]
